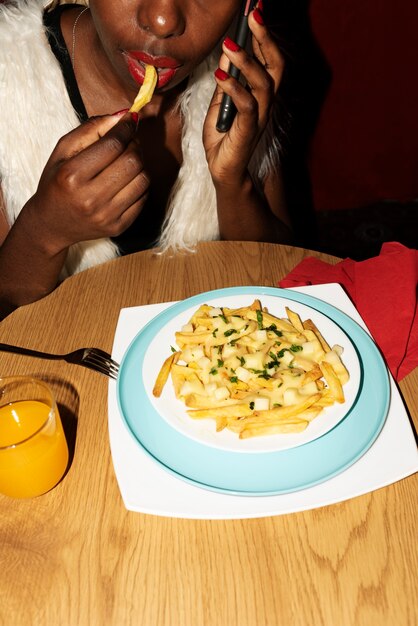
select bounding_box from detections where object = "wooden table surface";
[0,242,416,626]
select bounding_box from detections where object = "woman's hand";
[202,6,291,244]
[203,6,284,186]
[0,112,149,313]
[23,112,149,255]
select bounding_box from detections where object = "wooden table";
[0,242,416,626]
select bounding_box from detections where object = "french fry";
[222,299,260,317]
[285,307,305,332]
[322,349,350,385]
[319,361,345,403]
[246,309,296,333]
[252,393,322,420]
[300,365,323,385]
[152,351,180,397]
[240,419,308,439]
[184,394,241,409]
[175,330,214,345]
[187,403,254,420]
[215,416,228,432]
[303,319,331,352]
[129,64,158,113]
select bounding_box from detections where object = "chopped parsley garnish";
[229,376,238,383]
[276,348,288,359]
[249,401,255,410]
[265,324,283,337]
[209,367,218,375]
[212,329,218,338]
[218,313,228,323]
[257,372,272,380]
[290,344,303,352]
[266,351,280,368]
[217,359,224,367]
[224,328,237,337]
[256,309,263,329]
[238,356,246,366]
[170,345,177,353]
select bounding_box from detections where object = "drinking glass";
[0,376,69,498]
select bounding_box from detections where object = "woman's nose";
[136,0,186,38]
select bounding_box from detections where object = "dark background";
[267,0,418,259]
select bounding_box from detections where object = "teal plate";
[117,287,390,495]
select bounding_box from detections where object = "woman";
[0,0,290,315]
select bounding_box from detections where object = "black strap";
[43,4,88,122]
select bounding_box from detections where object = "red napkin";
[279,242,418,381]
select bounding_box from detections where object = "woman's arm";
[0,204,67,318]
[213,165,291,243]
[0,113,147,318]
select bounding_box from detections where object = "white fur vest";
[0,0,280,276]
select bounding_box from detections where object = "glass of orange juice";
[0,376,69,498]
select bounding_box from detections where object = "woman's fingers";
[206,12,284,182]
[50,112,146,206]
[51,111,130,162]
[64,112,140,180]
[106,176,151,235]
[214,46,269,132]
[60,137,149,234]
[94,165,150,235]
[214,10,284,130]
[248,9,285,93]
[34,111,150,243]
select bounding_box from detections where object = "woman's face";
[89,0,241,94]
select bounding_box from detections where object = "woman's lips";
[124,51,181,89]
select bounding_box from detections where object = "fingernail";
[111,108,129,116]
[223,37,241,53]
[214,68,229,81]
[253,8,264,25]
[131,111,139,124]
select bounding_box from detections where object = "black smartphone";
[216,0,258,133]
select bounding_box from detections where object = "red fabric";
[279,242,418,381]
[308,1,418,211]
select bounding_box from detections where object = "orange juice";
[0,399,69,498]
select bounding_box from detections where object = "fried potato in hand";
[130,65,157,113]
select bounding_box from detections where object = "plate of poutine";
[117,287,390,495]
[144,294,360,453]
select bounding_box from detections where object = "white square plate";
[108,284,418,518]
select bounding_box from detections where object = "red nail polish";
[257,0,264,11]
[131,111,139,124]
[214,68,229,81]
[253,8,264,25]
[112,108,129,116]
[223,37,241,53]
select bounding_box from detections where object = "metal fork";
[0,343,119,380]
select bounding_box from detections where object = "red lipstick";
[124,51,181,89]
